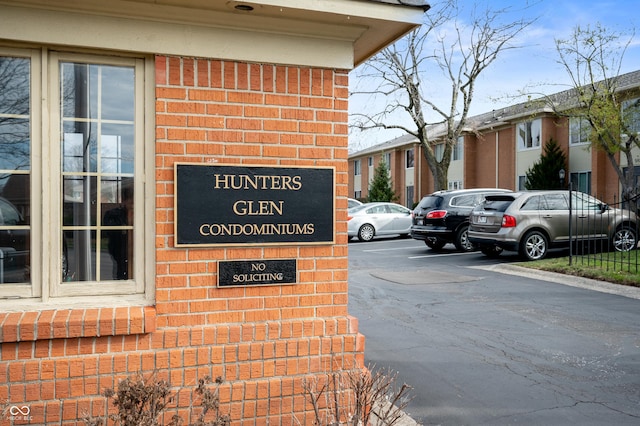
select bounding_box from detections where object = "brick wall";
[0,56,364,425]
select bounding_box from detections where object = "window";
[354,190,361,199]
[450,194,476,207]
[570,171,591,194]
[518,175,527,191]
[405,148,414,168]
[406,185,414,207]
[382,152,391,171]
[569,117,591,145]
[517,119,541,150]
[0,47,152,302]
[571,192,601,211]
[622,97,640,136]
[543,194,569,210]
[354,159,361,176]
[452,137,463,161]
[448,180,462,190]
[434,144,444,162]
[520,195,541,211]
[368,156,373,167]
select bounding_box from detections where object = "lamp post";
[559,168,565,189]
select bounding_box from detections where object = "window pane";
[0,196,30,284]
[101,66,135,121]
[63,121,98,172]
[63,175,98,226]
[102,123,134,174]
[64,229,98,282]
[544,194,569,210]
[0,118,30,170]
[61,63,99,120]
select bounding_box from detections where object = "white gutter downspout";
[495,132,499,188]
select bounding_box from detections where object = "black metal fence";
[568,188,639,274]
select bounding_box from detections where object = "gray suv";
[468,190,638,260]
[410,188,511,251]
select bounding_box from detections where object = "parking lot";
[348,236,640,425]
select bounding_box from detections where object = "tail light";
[347,215,353,221]
[502,215,517,228]
[426,210,447,219]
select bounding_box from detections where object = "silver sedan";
[348,202,413,241]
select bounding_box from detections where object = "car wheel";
[454,225,475,252]
[612,226,637,252]
[425,237,446,250]
[357,224,375,242]
[481,245,503,258]
[520,230,548,261]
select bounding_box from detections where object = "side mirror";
[599,203,609,213]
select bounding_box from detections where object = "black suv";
[411,188,512,251]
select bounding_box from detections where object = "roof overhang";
[0,0,428,69]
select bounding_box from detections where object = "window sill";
[0,305,156,343]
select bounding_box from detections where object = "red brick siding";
[0,56,363,425]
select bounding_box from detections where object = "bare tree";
[552,23,640,200]
[351,0,537,191]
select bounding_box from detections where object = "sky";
[348,0,640,153]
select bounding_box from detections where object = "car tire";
[454,225,475,252]
[481,245,503,258]
[357,224,375,242]
[612,226,637,252]
[425,237,446,250]
[520,230,548,261]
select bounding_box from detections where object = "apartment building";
[349,70,640,207]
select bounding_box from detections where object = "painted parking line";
[362,246,424,252]
[408,251,479,259]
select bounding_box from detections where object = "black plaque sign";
[218,259,297,287]
[175,163,335,246]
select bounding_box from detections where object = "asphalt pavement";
[348,237,640,426]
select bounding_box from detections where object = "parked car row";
[410,188,511,252]
[348,189,639,261]
[469,190,638,260]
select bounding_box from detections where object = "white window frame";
[405,148,414,169]
[0,46,154,306]
[383,152,391,171]
[452,137,464,161]
[434,144,444,162]
[354,159,361,176]
[448,180,463,190]
[569,117,591,145]
[622,97,640,136]
[517,119,542,151]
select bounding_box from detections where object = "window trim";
[405,148,414,169]
[354,159,361,176]
[517,118,542,151]
[0,47,155,307]
[569,116,591,146]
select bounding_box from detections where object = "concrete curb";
[483,263,640,300]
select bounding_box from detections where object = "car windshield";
[480,195,516,212]
[416,196,443,210]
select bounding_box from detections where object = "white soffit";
[0,0,425,69]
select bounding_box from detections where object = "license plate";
[478,216,487,223]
